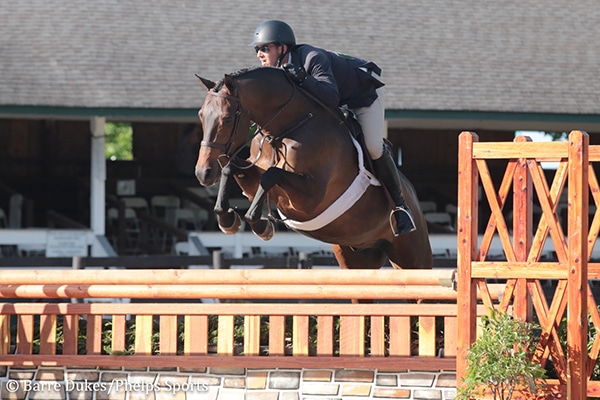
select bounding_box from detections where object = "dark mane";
[213,66,280,92]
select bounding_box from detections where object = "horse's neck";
[245,85,306,133]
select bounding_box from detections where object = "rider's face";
[255,43,286,67]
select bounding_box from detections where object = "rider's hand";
[283,63,307,86]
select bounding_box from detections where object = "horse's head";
[195,73,252,186]
[195,67,301,186]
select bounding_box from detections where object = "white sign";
[46,230,88,258]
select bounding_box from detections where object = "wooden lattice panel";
[458,130,600,398]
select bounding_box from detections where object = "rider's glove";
[283,63,307,86]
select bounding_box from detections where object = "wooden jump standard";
[457,130,600,399]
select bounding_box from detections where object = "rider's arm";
[301,50,340,108]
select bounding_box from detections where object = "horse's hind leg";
[332,244,387,270]
[332,244,388,304]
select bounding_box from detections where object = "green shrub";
[457,310,547,400]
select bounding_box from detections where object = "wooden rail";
[0,268,494,369]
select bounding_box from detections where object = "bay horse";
[195,67,432,271]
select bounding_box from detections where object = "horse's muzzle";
[195,166,219,187]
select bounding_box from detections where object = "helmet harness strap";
[275,44,291,68]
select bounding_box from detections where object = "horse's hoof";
[253,218,274,241]
[218,211,242,234]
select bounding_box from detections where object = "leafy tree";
[544,131,567,141]
[105,122,133,160]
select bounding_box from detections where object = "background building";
[1,1,599,248]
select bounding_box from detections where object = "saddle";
[294,82,379,173]
[340,108,363,139]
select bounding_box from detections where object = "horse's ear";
[223,74,236,93]
[195,74,216,91]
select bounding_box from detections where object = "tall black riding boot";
[372,151,417,235]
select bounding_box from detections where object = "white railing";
[0,229,563,265]
[0,229,117,258]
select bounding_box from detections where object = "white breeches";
[352,87,385,160]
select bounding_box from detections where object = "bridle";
[199,79,306,169]
[200,91,243,154]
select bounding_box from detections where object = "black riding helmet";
[251,20,296,67]
[250,20,296,47]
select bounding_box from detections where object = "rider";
[250,19,416,235]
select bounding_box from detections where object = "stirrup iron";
[389,206,416,236]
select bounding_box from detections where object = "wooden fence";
[457,130,600,398]
[0,268,505,369]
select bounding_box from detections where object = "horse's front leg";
[241,168,282,241]
[242,184,274,241]
[238,166,310,240]
[214,165,242,234]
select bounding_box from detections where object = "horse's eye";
[223,116,233,124]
